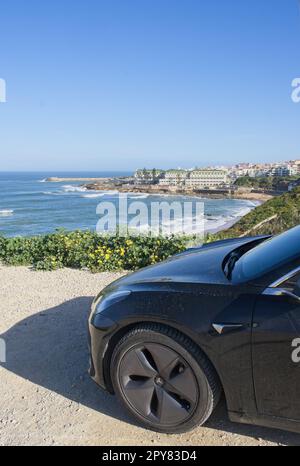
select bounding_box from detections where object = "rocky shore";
[82,181,274,202]
[46,176,274,202]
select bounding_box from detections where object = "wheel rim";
[118,343,199,427]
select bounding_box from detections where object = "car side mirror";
[263,287,300,303]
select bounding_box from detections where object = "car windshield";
[232,225,300,281]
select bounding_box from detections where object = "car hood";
[108,235,270,288]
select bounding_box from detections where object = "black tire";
[110,323,221,433]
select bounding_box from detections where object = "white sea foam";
[81,193,106,199]
[204,216,230,232]
[0,209,14,216]
[81,190,119,198]
[82,191,150,199]
[128,199,256,235]
[62,185,87,193]
[43,185,89,196]
[204,203,255,232]
[38,178,47,183]
[128,194,149,199]
[100,198,255,236]
[42,191,62,196]
[231,207,252,218]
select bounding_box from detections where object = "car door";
[252,269,300,420]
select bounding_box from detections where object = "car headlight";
[94,289,131,314]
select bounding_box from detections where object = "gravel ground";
[1,265,300,446]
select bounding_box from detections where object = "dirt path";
[0,265,299,446]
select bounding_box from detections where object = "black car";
[88,225,300,434]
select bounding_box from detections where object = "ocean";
[0,172,259,237]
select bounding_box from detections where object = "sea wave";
[62,185,87,193]
[204,203,255,232]
[42,191,62,196]
[231,206,252,218]
[81,190,119,198]
[204,215,231,232]
[0,209,14,216]
[82,192,150,199]
[42,185,89,196]
[115,201,256,236]
[128,194,149,199]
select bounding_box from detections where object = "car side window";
[281,272,300,297]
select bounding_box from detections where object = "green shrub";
[234,175,299,191]
[207,187,300,242]
[0,230,188,272]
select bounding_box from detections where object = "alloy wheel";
[118,343,199,426]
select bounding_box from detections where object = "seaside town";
[45,159,300,202]
[134,159,300,189]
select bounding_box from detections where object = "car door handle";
[212,323,245,335]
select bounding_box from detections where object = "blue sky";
[0,0,300,171]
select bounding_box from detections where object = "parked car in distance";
[88,225,300,434]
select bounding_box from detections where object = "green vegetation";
[234,175,299,191]
[2,187,300,272]
[0,230,187,271]
[206,186,300,241]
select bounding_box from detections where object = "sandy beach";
[0,265,300,446]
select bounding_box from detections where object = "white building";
[185,169,228,189]
[159,170,188,186]
[268,165,298,177]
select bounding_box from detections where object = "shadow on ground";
[1,296,300,445]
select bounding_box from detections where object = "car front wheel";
[110,324,221,433]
